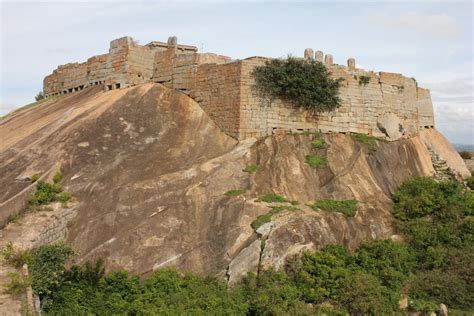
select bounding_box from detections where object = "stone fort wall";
[43,36,435,140]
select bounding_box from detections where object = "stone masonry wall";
[43,37,435,141]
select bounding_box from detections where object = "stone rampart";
[43,37,435,141]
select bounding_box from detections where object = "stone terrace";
[43,36,435,141]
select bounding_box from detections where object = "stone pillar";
[167,36,178,48]
[324,54,333,66]
[304,48,314,60]
[315,50,323,62]
[347,58,356,70]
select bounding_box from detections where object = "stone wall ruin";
[43,37,435,141]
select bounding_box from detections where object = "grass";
[243,164,259,173]
[305,155,327,168]
[309,199,358,217]
[3,272,31,296]
[28,171,72,208]
[52,170,63,184]
[31,174,40,183]
[251,205,300,231]
[1,242,29,269]
[353,133,383,152]
[311,138,326,149]
[256,193,288,203]
[224,189,246,197]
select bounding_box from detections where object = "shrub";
[311,138,326,149]
[251,56,343,112]
[250,205,299,231]
[305,155,327,168]
[309,199,357,217]
[31,174,40,183]
[256,193,288,203]
[3,272,31,296]
[28,181,62,206]
[52,170,63,184]
[224,188,246,197]
[358,75,371,86]
[459,151,471,159]
[28,243,74,298]
[353,133,379,151]
[1,242,29,268]
[35,91,44,101]
[466,176,474,190]
[243,164,259,173]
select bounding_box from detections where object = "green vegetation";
[243,164,259,173]
[3,272,31,296]
[353,133,383,152]
[311,138,326,149]
[305,154,327,168]
[224,188,246,197]
[24,177,473,314]
[35,91,44,101]
[31,173,40,183]
[358,75,371,86]
[251,205,300,231]
[28,170,72,207]
[251,56,343,112]
[467,176,474,190]
[309,199,358,217]
[52,170,63,184]
[1,242,29,268]
[256,193,288,203]
[459,151,471,159]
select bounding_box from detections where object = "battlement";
[43,37,435,140]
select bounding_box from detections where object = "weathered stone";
[324,54,333,65]
[227,240,261,283]
[347,57,356,70]
[439,303,448,316]
[304,48,314,60]
[167,36,177,48]
[315,50,323,62]
[377,112,403,140]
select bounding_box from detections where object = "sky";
[1,0,472,145]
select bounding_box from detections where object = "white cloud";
[368,12,461,37]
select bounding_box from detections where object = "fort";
[43,36,435,140]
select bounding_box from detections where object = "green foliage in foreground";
[305,154,327,168]
[27,177,473,315]
[251,56,343,112]
[466,176,474,190]
[309,199,358,217]
[224,188,246,197]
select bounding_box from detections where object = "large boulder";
[377,112,404,140]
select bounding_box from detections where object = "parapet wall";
[43,37,435,141]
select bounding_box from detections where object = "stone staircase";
[427,147,455,182]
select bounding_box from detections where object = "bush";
[52,170,63,184]
[251,56,343,112]
[35,91,44,102]
[466,176,474,190]
[28,181,63,206]
[305,154,327,168]
[358,75,371,86]
[224,188,246,197]
[353,133,379,151]
[243,164,259,173]
[251,205,299,231]
[28,243,74,298]
[311,138,326,149]
[3,272,31,296]
[256,193,288,203]
[31,173,40,183]
[459,151,471,159]
[1,242,29,268]
[309,199,357,217]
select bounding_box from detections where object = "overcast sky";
[1,0,472,145]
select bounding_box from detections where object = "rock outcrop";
[0,83,468,281]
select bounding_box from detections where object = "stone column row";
[304,48,356,70]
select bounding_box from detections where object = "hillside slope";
[0,83,468,281]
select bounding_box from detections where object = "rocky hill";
[0,82,469,289]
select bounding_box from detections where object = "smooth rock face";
[0,83,459,281]
[377,112,403,140]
